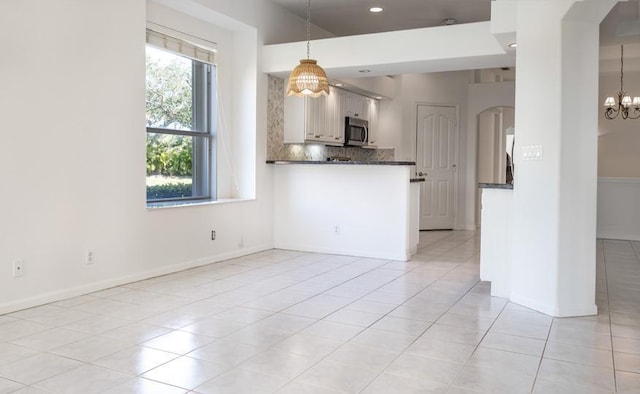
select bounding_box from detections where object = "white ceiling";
[268,1,640,75]
[270,0,640,46]
[270,0,491,37]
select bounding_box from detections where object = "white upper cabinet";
[326,87,345,144]
[284,86,344,146]
[366,98,379,148]
[284,86,377,148]
[283,91,307,144]
[344,92,369,119]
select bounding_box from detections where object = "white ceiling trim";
[263,22,515,79]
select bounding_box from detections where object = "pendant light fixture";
[604,45,640,120]
[287,0,329,98]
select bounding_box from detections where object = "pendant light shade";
[287,59,329,97]
[286,0,329,98]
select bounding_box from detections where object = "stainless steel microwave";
[344,116,368,146]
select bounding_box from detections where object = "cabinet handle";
[369,141,375,143]
[334,137,340,140]
[315,135,320,138]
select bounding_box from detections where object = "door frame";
[475,106,515,226]
[414,102,460,230]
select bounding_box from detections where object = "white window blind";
[146,24,216,65]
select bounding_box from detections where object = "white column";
[510,0,615,317]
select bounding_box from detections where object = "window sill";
[146,198,254,210]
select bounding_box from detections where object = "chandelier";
[287,0,329,98]
[604,45,640,120]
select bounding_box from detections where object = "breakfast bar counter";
[268,161,420,261]
[479,183,514,298]
[266,160,416,165]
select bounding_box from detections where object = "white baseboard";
[0,243,273,315]
[455,224,477,231]
[597,232,640,242]
[509,293,598,318]
[274,242,409,262]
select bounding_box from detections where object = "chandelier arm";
[605,108,620,120]
[628,108,640,120]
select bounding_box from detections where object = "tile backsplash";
[267,75,394,162]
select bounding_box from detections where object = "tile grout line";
[601,239,618,393]
[528,309,555,393]
[280,235,477,393]
[445,295,510,393]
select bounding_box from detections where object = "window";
[145,29,217,204]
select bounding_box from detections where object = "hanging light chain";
[620,45,624,93]
[286,0,329,98]
[306,0,311,59]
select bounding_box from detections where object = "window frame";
[145,46,217,205]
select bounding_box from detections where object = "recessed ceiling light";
[334,83,344,87]
[359,69,371,73]
[369,7,383,13]
[374,96,383,100]
[508,42,518,48]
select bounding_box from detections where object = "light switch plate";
[522,145,543,161]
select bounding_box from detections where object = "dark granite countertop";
[266,160,416,166]
[410,178,425,183]
[479,183,514,190]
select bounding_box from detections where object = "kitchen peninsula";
[268,160,421,261]
[479,182,514,298]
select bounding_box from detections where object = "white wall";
[273,165,415,261]
[0,0,301,313]
[378,72,472,230]
[597,178,640,241]
[507,0,614,317]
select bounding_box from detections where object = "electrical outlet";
[13,260,24,278]
[211,230,216,240]
[86,250,95,265]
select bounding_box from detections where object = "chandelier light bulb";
[604,97,616,108]
[622,95,632,108]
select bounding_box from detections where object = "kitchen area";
[266,75,422,261]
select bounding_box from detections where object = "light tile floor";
[1,231,639,393]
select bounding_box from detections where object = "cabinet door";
[367,98,379,148]
[345,92,364,118]
[304,97,317,140]
[326,87,345,144]
[284,94,306,144]
[345,92,370,120]
[358,96,370,121]
[305,96,328,141]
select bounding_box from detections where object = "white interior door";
[416,105,457,230]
